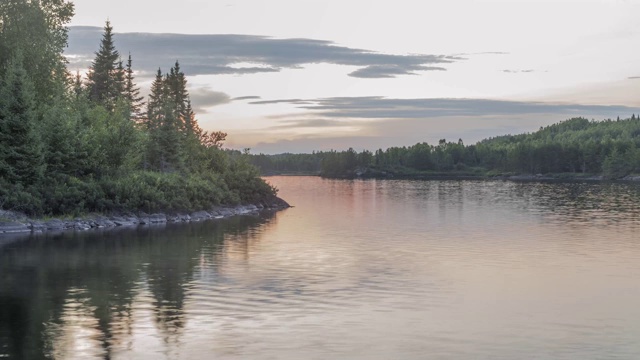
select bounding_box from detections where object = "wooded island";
[0,1,276,216]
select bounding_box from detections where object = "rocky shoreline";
[0,196,290,236]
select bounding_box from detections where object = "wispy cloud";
[249,96,640,119]
[628,76,640,80]
[502,69,535,73]
[238,97,640,153]
[269,119,353,130]
[232,96,262,101]
[189,87,231,113]
[66,26,461,79]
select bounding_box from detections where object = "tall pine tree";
[145,68,185,171]
[86,20,123,110]
[0,54,44,186]
[125,54,145,121]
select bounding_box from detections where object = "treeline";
[250,116,640,179]
[0,1,274,216]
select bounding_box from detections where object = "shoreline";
[0,196,290,236]
[311,173,640,182]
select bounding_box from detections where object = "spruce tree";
[125,54,145,121]
[0,54,44,186]
[86,20,121,110]
[145,68,165,130]
[156,95,184,172]
[167,61,191,131]
[115,59,126,98]
[144,68,185,171]
[73,71,84,99]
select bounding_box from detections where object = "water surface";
[2,177,640,359]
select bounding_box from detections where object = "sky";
[66,0,640,153]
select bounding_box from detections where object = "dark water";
[2,177,640,359]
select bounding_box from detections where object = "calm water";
[2,177,640,359]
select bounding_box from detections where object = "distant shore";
[264,171,640,182]
[0,196,290,237]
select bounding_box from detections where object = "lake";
[2,176,640,359]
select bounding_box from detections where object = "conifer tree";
[184,99,200,136]
[0,54,44,185]
[73,71,84,99]
[86,20,122,110]
[167,61,191,131]
[125,54,145,121]
[115,59,126,97]
[155,93,185,172]
[145,68,165,130]
[144,68,186,171]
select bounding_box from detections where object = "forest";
[250,116,640,180]
[0,1,275,216]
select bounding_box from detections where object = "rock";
[112,219,135,226]
[149,213,167,223]
[92,216,116,228]
[233,206,250,215]
[29,221,46,232]
[0,196,291,237]
[0,221,31,234]
[190,211,211,221]
[45,219,65,230]
[74,222,92,231]
[261,196,291,209]
[622,175,640,181]
[109,216,137,226]
[125,216,139,224]
[217,208,234,217]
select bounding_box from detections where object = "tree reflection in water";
[0,213,278,359]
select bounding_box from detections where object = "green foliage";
[39,174,106,216]
[99,171,232,213]
[124,54,145,120]
[249,117,640,180]
[225,152,276,203]
[602,149,633,180]
[0,15,276,216]
[0,178,42,215]
[86,20,123,110]
[0,0,74,104]
[0,54,44,185]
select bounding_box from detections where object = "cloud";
[66,26,460,79]
[236,97,640,153]
[629,76,640,80]
[232,96,262,101]
[249,96,640,119]
[269,119,353,130]
[250,99,314,105]
[349,65,446,78]
[502,69,535,73]
[189,87,231,113]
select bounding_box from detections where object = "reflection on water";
[1,177,640,359]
